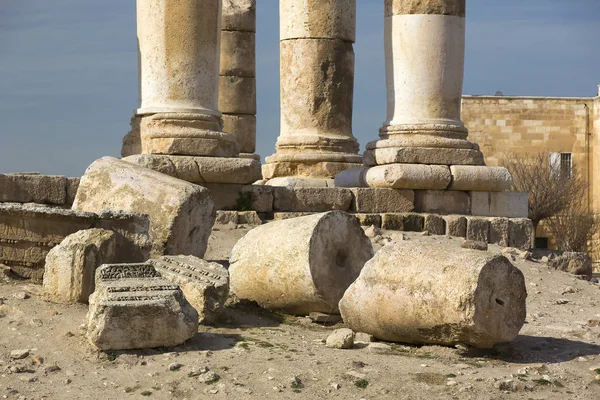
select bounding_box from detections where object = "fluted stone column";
[337,0,512,191]
[262,0,363,187]
[121,0,261,185]
[219,0,259,160]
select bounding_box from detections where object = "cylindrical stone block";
[221,114,256,154]
[229,211,374,315]
[340,241,527,348]
[220,30,256,77]
[222,0,256,32]
[218,76,256,115]
[280,0,356,41]
[137,0,222,115]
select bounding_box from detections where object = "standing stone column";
[121,0,262,185]
[219,0,258,160]
[337,0,512,191]
[262,0,363,187]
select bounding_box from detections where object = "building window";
[550,152,572,179]
[534,237,549,249]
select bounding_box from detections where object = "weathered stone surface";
[0,174,67,205]
[215,210,262,226]
[272,212,314,221]
[415,190,470,214]
[273,188,353,212]
[148,255,229,323]
[424,214,445,235]
[43,229,116,304]
[86,263,199,350]
[218,76,256,114]
[489,218,510,247]
[364,147,485,167]
[65,178,80,206]
[334,167,368,188]
[364,164,451,190]
[339,241,527,348]
[203,184,273,212]
[221,114,256,154]
[0,203,150,281]
[470,191,529,218]
[381,213,424,231]
[385,0,466,17]
[326,328,355,349]
[404,213,425,231]
[280,0,356,42]
[354,213,382,228]
[467,217,491,243]
[508,219,533,250]
[229,211,374,315]
[443,215,467,237]
[351,188,414,213]
[381,213,404,231]
[266,177,335,188]
[222,0,256,32]
[124,154,262,185]
[449,166,512,192]
[263,159,362,181]
[73,157,215,258]
[549,252,593,281]
[461,240,488,251]
[219,31,255,77]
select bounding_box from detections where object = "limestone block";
[221,114,256,154]
[350,188,414,213]
[449,166,512,192]
[364,147,484,167]
[334,167,368,188]
[354,213,382,228]
[0,203,150,281]
[215,211,238,225]
[219,31,255,77]
[65,178,80,206]
[280,0,356,42]
[218,76,256,114]
[325,328,355,349]
[339,241,527,348]
[237,211,262,225]
[202,184,273,212]
[266,177,335,188]
[148,255,229,324]
[273,212,315,221]
[385,0,466,17]
[424,214,445,235]
[273,188,353,212]
[43,229,116,304]
[381,213,424,231]
[489,218,510,247]
[222,0,256,32]
[263,160,361,181]
[73,157,215,258]
[0,174,67,205]
[229,211,374,315]
[414,190,470,214]
[548,252,592,281]
[365,164,451,190]
[404,213,425,231]
[470,192,529,218]
[508,219,533,250]
[86,263,199,350]
[443,215,467,237]
[467,217,490,243]
[381,213,404,231]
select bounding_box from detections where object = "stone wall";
[0,173,80,207]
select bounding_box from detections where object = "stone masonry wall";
[0,173,80,207]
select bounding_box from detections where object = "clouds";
[0,1,597,175]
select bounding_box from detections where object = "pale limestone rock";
[424,214,445,235]
[354,332,375,343]
[385,0,466,17]
[508,219,533,250]
[466,217,490,243]
[443,215,467,237]
[460,240,488,251]
[218,76,256,114]
[489,218,510,247]
[351,188,414,213]
[549,252,593,281]
[221,114,256,154]
[414,190,470,214]
[449,166,512,191]
[265,177,335,188]
[364,146,484,167]
[470,191,529,218]
[339,241,527,348]
[355,214,382,228]
[219,31,255,77]
[334,167,368,188]
[86,263,198,350]
[203,183,273,213]
[73,157,215,258]
[43,229,116,304]
[364,164,451,190]
[148,255,229,323]
[326,328,355,349]
[221,0,256,32]
[280,0,356,41]
[273,187,353,212]
[229,211,374,315]
[0,174,67,205]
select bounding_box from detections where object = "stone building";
[462,85,600,253]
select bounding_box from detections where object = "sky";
[0,0,599,177]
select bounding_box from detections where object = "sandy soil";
[1,226,600,400]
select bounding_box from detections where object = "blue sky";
[0,0,598,176]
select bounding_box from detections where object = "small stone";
[562,286,576,294]
[30,319,43,327]
[188,366,210,377]
[169,362,183,371]
[578,356,588,362]
[198,371,219,384]
[364,225,382,239]
[351,361,366,368]
[9,350,29,360]
[421,231,430,236]
[290,376,303,389]
[13,292,29,300]
[44,365,61,373]
[540,256,549,263]
[326,328,355,349]
[309,312,343,324]
[519,251,533,261]
[447,380,458,386]
[354,332,375,343]
[367,342,391,354]
[556,299,569,305]
[64,379,72,385]
[461,240,488,251]
[331,382,341,390]
[30,355,44,366]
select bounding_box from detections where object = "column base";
[263,152,363,180]
[123,154,262,185]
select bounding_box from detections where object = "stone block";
[508,218,533,250]
[218,76,256,114]
[354,213,382,228]
[230,211,373,315]
[222,0,256,32]
[0,174,67,205]
[219,30,255,77]
[364,146,484,167]
[350,188,414,213]
[280,0,355,42]
[237,211,262,226]
[381,213,404,230]
[266,177,335,188]
[334,167,368,188]
[86,263,199,350]
[489,218,510,247]
[65,177,80,206]
[43,229,116,304]
[273,212,315,221]
[221,114,256,154]
[203,184,273,212]
[467,217,491,243]
[449,166,512,191]
[443,215,467,237]
[73,157,215,258]
[273,187,353,212]
[365,164,451,190]
[470,192,528,218]
[148,255,229,324]
[215,211,238,225]
[424,214,445,235]
[404,213,425,232]
[414,190,470,214]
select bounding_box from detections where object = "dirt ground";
[2,225,600,400]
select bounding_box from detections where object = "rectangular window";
[550,152,572,179]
